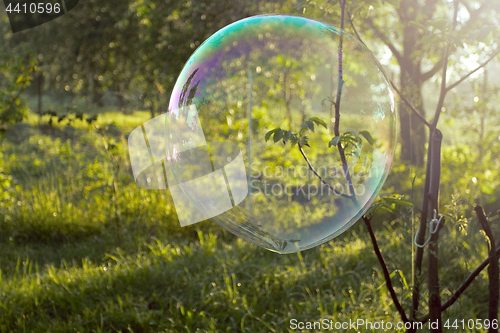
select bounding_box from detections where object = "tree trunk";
[93,78,104,107]
[150,104,156,119]
[117,81,127,112]
[88,70,94,106]
[398,0,427,166]
[399,68,426,166]
[37,71,44,119]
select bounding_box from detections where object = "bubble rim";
[167,13,398,254]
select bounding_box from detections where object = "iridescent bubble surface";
[166,15,396,253]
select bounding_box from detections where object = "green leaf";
[481,184,495,195]
[427,19,449,31]
[447,34,464,48]
[307,120,314,131]
[397,270,409,290]
[384,0,400,9]
[284,130,292,143]
[321,97,335,108]
[299,136,309,147]
[359,130,375,145]
[265,128,280,142]
[383,198,413,206]
[484,31,493,45]
[273,129,284,143]
[408,21,427,31]
[469,30,480,42]
[310,117,327,129]
[420,33,441,46]
[301,119,314,132]
[329,136,340,148]
[479,27,493,42]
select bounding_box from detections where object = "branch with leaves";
[265,115,375,202]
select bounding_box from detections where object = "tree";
[301,0,500,165]
[265,1,500,331]
[0,50,38,124]
[126,0,298,116]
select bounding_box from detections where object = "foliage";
[0,50,38,124]
[298,0,500,165]
[0,0,299,113]
[265,117,375,153]
[265,117,326,147]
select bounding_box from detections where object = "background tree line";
[1,0,499,164]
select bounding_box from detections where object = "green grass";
[0,109,498,332]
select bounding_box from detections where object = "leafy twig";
[266,119,361,200]
[328,0,358,204]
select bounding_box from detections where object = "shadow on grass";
[0,225,390,332]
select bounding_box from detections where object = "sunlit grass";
[0,108,497,332]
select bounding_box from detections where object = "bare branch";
[422,0,439,21]
[363,216,409,323]
[390,82,431,128]
[420,61,443,82]
[419,242,500,323]
[365,18,403,64]
[333,0,357,203]
[446,48,500,92]
[347,14,431,129]
[297,143,351,200]
[334,0,347,139]
[429,0,459,128]
[418,0,454,84]
[461,1,489,31]
[475,206,499,331]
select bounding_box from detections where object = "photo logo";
[3,0,79,33]
[128,105,248,227]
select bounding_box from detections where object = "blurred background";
[1,0,500,331]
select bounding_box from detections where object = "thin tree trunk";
[37,71,43,125]
[398,0,427,166]
[399,62,426,166]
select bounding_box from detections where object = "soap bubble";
[166,15,396,253]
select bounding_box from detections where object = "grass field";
[0,108,498,332]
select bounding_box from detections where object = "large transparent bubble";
[166,15,396,253]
